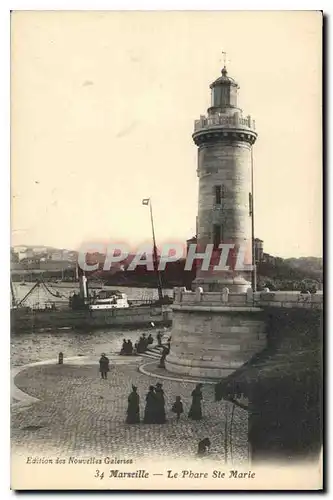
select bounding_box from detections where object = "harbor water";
[11,284,172,367]
[11,327,172,368]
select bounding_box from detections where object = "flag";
[142,198,150,206]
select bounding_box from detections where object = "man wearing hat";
[99,353,110,379]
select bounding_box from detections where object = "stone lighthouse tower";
[165,63,266,379]
[192,63,257,293]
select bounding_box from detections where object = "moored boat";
[89,290,129,310]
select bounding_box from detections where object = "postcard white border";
[2,2,329,499]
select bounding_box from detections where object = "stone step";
[147,345,166,353]
[140,353,157,360]
[141,351,161,360]
[149,348,163,355]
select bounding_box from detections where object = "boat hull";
[11,305,172,333]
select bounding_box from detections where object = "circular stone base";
[165,306,266,380]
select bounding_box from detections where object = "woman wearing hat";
[126,385,140,424]
[144,386,157,424]
[188,383,203,420]
[155,382,166,424]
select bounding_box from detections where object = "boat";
[89,290,129,310]
[10,275,172,333]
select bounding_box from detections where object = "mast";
[10,277,16,308]
[16,280,41,308]
[143,198,163,301]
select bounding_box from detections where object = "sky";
[11,11,322,258]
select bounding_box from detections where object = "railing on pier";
[172,288,323,311]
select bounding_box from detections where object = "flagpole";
[148,199,164,302]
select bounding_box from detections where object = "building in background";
[32,247,47,254]
[186,236,197,252]
[263,253,276,265]
[254,238,264,263]
[17,249,34,261]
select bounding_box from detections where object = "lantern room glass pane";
[212,85,230,108]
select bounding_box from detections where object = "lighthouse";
[192,62,256,292]
[165,61,266,379]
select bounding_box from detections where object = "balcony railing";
[194,113,256,133]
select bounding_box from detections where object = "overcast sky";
[11,11,322,257]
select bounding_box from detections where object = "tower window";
[214,185,225,205]
[213,224,223,249]
[215,185,222,205]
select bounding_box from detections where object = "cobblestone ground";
[12,358,249,464]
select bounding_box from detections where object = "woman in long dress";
[144,386,157,424]
[126,385,140,424]
[155,382,166,424]
[188,383,203,420]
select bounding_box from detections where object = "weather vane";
[221,51,227,67]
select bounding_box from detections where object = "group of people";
[119,331,172,357]
[120,339,135,355]
[125,382,204,424]
[135,333,154,354]
[120,334,154,356]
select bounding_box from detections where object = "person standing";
[188,383,203,420]
[147,333,154,345]
[137,336,144,354]
[120,339,126,355]
[126,385,140,424]
[158,345,169,369]
[171,396,184,421]
[127,339,133,355]
[144,386,157,424]
[99,353,110,380]
[155,382,166,424]
[142,334,148,351]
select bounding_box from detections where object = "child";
[197,437,211,456]
[171,396,184,421]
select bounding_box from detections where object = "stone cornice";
[193,128,257,147]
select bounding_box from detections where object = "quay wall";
[165,288,323,379]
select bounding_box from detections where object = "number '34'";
[95,470,104,480]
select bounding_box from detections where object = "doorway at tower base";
[165,291,266,379]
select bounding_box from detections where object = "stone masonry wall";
[196,140,252,288]
[165,307,266,379]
